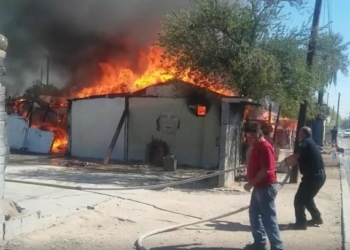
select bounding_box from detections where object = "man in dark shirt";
[285,126,326,230]
[330,126,338,145]
[243,123,283,250]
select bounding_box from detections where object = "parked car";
[343,129,350,138]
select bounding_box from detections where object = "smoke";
[0,0,191,96]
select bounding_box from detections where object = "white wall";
[70,98,125,160]
[128,98,220,168]
[7,115,28,150]
[7,115,54,154]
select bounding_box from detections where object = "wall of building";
[7,115,54,154]
[218,102,244,187]
[127,97,220,168]
[69,97,125,160]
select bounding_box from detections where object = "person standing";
[284,126,326,230]
[243,123,283,250]
[330,126,338,146]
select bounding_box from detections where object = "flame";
[75,46,234,98]
[6,98,68,154]
[279,118,297,130]
[8,45,238,154]
[31,122,68,154]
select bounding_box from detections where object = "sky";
[285,0,350,119]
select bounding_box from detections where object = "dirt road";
[2,160,342,250]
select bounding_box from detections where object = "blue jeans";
[249,184,283,250]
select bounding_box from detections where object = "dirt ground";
[1,160,342,250]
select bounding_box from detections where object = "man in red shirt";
[243,123,283,250]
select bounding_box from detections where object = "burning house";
[0,0,266,187]
[67,81,257,184]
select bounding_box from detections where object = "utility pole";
[290,0,323,183]
[46,57,50,86]
[336,92,340,128]
[40,67,43,84]
[332,106,334,121]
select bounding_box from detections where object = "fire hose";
[135,162,291,250]
[4,162,291,250]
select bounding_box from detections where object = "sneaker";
[307,217,323,225]
[244,243,267,250]
[288,223,307,230]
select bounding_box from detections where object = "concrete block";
[3,216,22,239]
[3,212,41,240]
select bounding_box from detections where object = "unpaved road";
[1,163,342,250]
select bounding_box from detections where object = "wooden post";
[273,105,282,143]
[336,93,340,128]
[103,108,128,165]
[46,57,50,86]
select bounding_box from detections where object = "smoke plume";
[0,0,190,96]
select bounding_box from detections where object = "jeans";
[249,184,283,250]
[294,172,326,224]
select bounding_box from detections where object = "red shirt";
[247,140,277,188]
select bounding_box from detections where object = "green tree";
[24,80,60,97]
[316,32,350,91]
[158,0,318,107]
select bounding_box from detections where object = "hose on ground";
[5,165,248,191]
[135,163,291,250]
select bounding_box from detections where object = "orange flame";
[10,45,238,154]
[31,122,68,154]
[75,46,235,98]
[278,118,297,130]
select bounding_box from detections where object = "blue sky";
[285,0,349,119]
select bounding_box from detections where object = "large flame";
[10,45,237,154]
[75,45,234,98]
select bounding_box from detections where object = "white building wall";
[128,97,220,168]
[70,97,125,160]
[6,115,54,154]
[7,115,28,150]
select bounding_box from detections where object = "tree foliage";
[158,0,349,120]
[24,80,60,97]
[315,31,350,89]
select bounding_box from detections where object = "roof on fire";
[67,80,259,105]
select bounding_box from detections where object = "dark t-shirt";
[331,129,338,138]
[297,137,324,176]
[247,140,277,188]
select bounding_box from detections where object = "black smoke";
[0,0,190,96]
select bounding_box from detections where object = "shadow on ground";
[185,221,251,232]
[151,244,241,250]
[6,156,230,192]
